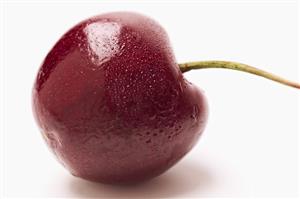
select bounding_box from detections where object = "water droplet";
[191,105,199,120]
[149,115,156,120]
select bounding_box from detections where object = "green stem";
[179,60,300,89]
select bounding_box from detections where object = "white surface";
[2,1,299,198]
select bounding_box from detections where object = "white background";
[1,1,299,198]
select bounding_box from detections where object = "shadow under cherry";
[68,160,215,198]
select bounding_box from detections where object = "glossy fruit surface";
[32,12,208,184]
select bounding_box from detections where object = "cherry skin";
[32,12,208,184]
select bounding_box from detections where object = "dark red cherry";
[33,11,299,185]
[32,12,208,184]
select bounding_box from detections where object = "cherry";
[32,12,299,184]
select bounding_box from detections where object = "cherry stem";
[179,60,300,89]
